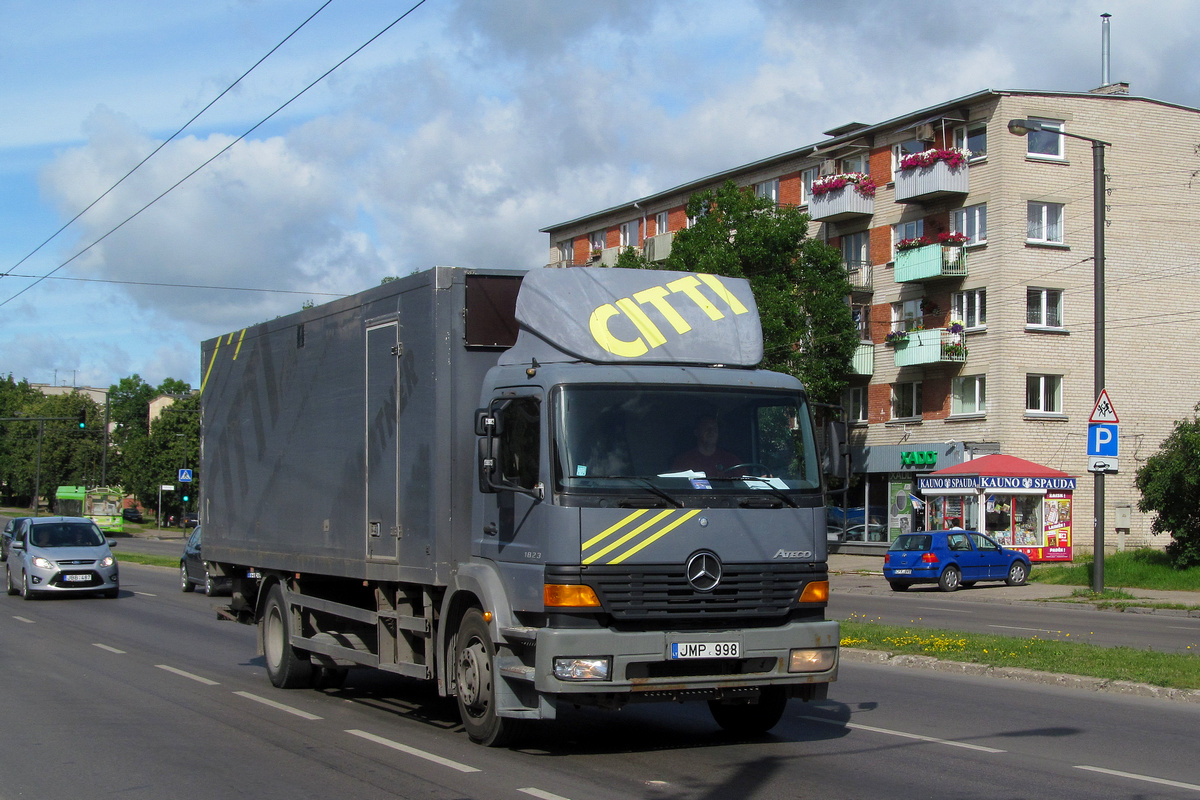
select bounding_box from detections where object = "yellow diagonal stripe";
[608,509,701,564]
[581,509,648,551]
[582,510,674,565]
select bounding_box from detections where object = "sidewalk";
[828,552,1200,613]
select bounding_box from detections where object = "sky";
[2,0,1198,391]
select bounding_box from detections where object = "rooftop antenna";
[1101,13,1112,86]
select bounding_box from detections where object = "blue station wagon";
[883,530,1031,592]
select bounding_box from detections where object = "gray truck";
[199,266,841,746]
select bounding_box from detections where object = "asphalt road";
[4,561,1200,799]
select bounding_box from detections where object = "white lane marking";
[989,625,1062,635]
[234,691,323,720]
[1169,625,1200,630]
[1076,765,1200,792]
[134,591,157,597]
[346,729,480,773]
[519,789,572,800]
[916,606,973,613]
[93,643,126,654]
[12,616,35,624]
[156,664,220,685]
[800,715,1005,753]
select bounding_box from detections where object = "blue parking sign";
[1088,424,1118,457]
[178,468,193,482]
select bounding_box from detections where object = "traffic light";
[182,493,189,503]
[77,409,86,428]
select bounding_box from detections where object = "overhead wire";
[0,0,430,310]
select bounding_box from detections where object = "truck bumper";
[528,619,839,699]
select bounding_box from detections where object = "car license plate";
[670,641,740,659]
[63,574,91,583]
[892,569,912,575]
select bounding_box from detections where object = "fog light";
[798,580,829,603]
[788,647,836,673]
[554,657,611,681]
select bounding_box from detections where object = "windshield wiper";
[605,476,683,508]
[705,475,799,508]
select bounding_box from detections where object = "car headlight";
[32,556,55,570]
[98,556,114,568]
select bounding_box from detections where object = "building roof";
[927,454,1075,480]
[540,87,1200,235]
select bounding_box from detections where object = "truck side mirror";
[824,419,849,484]
[477,437,499,494]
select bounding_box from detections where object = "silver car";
[5,517,119,599]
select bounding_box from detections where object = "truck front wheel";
[453,608,525,747]
[708,688,788,736]
[261,584,313,689]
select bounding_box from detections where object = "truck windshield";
[553,385,821,498]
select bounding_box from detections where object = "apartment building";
[540,87,1200,558]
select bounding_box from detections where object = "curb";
[842,647,1200,705]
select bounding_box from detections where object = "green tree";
[0,375,41,505]
[617,180,859,403]
[1135,404,1200,568]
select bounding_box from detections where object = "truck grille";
[581,564,814,621]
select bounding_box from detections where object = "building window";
[590,231,607,251]
[842,230,870,270]
[952,203,987,245]
[755,178,780,205]
[892,139,925,178]
[557,240,573,263]
[800,166,820,205]
[892,298,922,332]
[840,153,868,174]
[1026,374,1063,414]
[1025,118,1064,159]
[1027,202,1064,243]
[954,122,988,160]
[892,381,922,420]
[620,220,640,248]
[952,375,986,415]
[655,211,669,235]
[1027,288,1064,328]
[852,303,871,340]
[847,386,868,423]
[892,219,924,258]
[952,289,986,329]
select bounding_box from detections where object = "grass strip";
[840,619,1200,690]
[115,552,180,569]
[1031,548,1200,592]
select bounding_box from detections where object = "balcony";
[849,341,874,376]
[845,261,873,292]
[889,329,968,367]
[894,158,969,203]
[894,243,967,283]
[809,183,875,222]
[644,231,675,262]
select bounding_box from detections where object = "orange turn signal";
[798,580,829,604]
[544,584,601,608]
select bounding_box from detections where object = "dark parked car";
[180,512,198,528]
[121,507,143,523]
[883,529,1031,592]
[2,516,30,562]
[179,526,227,596]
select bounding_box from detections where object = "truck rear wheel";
[708,688,788,735]
[261,584,313,689]
[453,608,526,747]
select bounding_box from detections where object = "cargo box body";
[200,267,523,584]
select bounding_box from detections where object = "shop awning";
[919,454,1076,493]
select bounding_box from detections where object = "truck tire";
[261,584,313,689]
[708,687,788,735]
[453,608,526,747]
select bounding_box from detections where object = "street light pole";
[1008,119,1110,592]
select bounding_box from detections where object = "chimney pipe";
[1101,13,1112,86]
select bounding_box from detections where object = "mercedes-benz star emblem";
[686,551,722,592]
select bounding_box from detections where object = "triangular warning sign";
[1090,389,1118,423]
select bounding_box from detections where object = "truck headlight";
[554,657,611,681]
[788,647,836,673]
